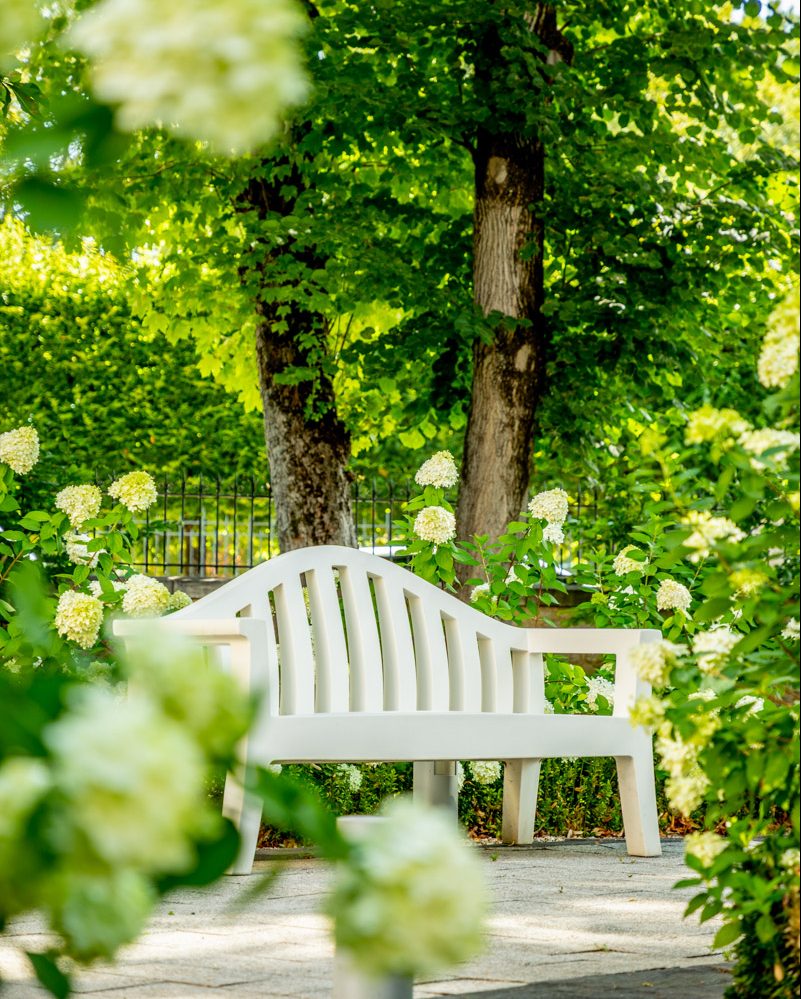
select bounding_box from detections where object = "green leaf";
[712,920,742,949]
[26,952,71,999]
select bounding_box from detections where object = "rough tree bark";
[456,5,571,547]
[241,166,356,552]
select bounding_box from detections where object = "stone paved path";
[0,839,729,998]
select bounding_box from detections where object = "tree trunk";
[255,313,356,551]
[456,129,546,543]
[241,162,356,552]
[456,5,569,548]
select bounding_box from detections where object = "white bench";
[116,545,662,873]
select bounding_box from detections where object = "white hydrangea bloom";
[469,760,502,785]
[0,757,50,839]
[123,635,250,757]
[0,425,40,475]
[55,484,103,529]
[628,640,685,687]
[337,764,363,794]
[528,488,569,525]
[69,0,309,156]
[55,591,104,649]
[413,506,456,545]
[655,727,709,815]
[730,569,768,597]
[685,405,750,445]
[586,676,615,712]
[685,831,728,868]
[682,511,745,562]
[44,686,207,873]
[543,699,555,714]
[629,694,665,729]
[666,769,709,816]
[414,451,459,489]
[456,761,466,793]
[738,428,800,469]
[692,628,740,674]
[542,522,565,545]
[758,285,800,389]
[469,582,491,603]
[122,575,171,617]
[656,578,692,614]
[613,545,647,576]
[780,848,801,871]
[166,589,192,612]
[52,868,155,961]
[735,695,764,714]
[782,618,800,642]
[327,797,486,976]
[65,533,103,567]
[108,471,158,513]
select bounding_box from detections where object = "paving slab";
[0,839,728,998]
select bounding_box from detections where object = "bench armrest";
[113,617,266,645]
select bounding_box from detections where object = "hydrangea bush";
[399,282,799,997]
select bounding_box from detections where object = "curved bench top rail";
[172,545,528,645]
[169,546,655,716]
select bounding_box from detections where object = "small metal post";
[332,816,413,999]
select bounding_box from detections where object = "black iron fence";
[26,472,618,577]
[130,477,417,576]
[123,477,613,577]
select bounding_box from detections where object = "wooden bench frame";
[116,546,662,873]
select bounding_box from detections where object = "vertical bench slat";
[372,575,417,710]
[407,594,450,710]
[478,637,517,713]
[337,565,383,711]
[306,568,350,713]
[273,578,315,715]
[444,616,483,712]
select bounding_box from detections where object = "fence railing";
[121,477,613,577]
[27,472,619,577]
[129,477,418,576]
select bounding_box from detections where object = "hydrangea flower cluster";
[336,763,364,794]
[55,484,103,529]
[327,797,486,976]
[69,0,309,155]
[628,640,685,687]
[108,471,158,513]
[655,578,692,614]
[685,830,728,868]
[654,729,710,816]
[730,568,768,597]
[65,533,103,567]
[0,425,40,475]
[758,284,800,389]
[55,591,105,649]
[613,545,647,576]
[685,405,749,445]
[44,685,208,876]
[682,510,745,562]
[121,575,172,618]
[692,628,740,674]
[738,428,800,469]
[782,619,800,642]
[414,451,459,489]
[469,760,502,785]
[528,487,569,526]
[586,675,615,711]
[413,505,456,545]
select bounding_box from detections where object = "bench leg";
[502,759,541,844]
[413,761,459,821]
[222,770,263,875]
[615,742,662,857]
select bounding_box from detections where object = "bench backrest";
[172,546,657,717]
